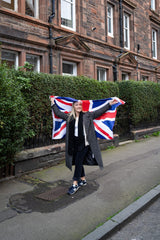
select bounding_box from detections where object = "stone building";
[0,0,160,82]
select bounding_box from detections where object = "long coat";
[52,103,111,170]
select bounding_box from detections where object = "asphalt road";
[106,197,160,240]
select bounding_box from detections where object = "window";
[61,0,76,31]
[97,67,107,81]
[152,29,157,59]
[123,13,130,50]
[151,0,156,10]
[26,54,40,72]
[122,73,129,81]
[1,0,17,11]
[142,76,148,81]
[25,0,39,18]
[107,4,114,37]
[1,50,18,69]
[62,61,77,76]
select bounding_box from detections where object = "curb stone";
[82,184,160,240]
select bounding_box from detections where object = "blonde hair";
[68,102,77,121]
[68,101,82,121]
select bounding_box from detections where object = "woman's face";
[73,101,82,113]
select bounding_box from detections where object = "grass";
[107,145,116,150]
[152,131,160,137]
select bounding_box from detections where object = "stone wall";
[14,135,119,175]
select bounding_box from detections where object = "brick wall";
[0,0,160,81]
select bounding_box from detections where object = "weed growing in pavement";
[152,131,160,137]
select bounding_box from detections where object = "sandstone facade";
[0,0,160,82]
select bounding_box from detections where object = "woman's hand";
[109,99,118,106]
[50,96,55,106]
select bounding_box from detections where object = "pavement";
[0,136,160,240]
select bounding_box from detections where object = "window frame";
[25,0,39,19]
[26,54,40,73]
[151,0,156,10]
[152,29,157,59]
[1,49,19,69]
[107,3,114,38]
[62,60,77,76]
[123,13,130,50]
[1,0,18,11]
[142,76,148,81]
[97,67,107,82]
[122,72,129,81]
[61,0,76,31]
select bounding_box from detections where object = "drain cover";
[36,186,67,201]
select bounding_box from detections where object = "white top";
[74,117,78,137]
[74,116,89,146]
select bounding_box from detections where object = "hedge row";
[118,80,160,125]
[1,64,160,168]
[0,64,29,168]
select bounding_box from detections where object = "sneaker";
[67,184,80,195]
[78,179,87,187]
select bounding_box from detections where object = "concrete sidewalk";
[0,136,160,240]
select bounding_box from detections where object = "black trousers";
[72,137,89,181]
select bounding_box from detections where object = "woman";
[50,97,117,195]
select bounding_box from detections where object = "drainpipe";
[113,63,118,82]
[48,0,55,74]
[119,0,123,49]
[112,0,123,81]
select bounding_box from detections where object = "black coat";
[52,103,111,170]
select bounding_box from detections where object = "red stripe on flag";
[57,99,73,106]
[53,122,66,138]
[94,122,113,140]
[82,100,90,112]
[119,99,125,104]
[96,110,117,120]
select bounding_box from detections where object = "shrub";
[117,80,160,127]
[0,64,29,168]
[13,72,119,147]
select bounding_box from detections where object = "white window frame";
[122,72,129,81]
[61,0,76,31]
[151,0,156,10]
[107,4,114,37]
[1,50,19,69]
[152,29,157,59]
[142,76,148,81]
[26,54,40,72]
[123,13,130,50]
[62,61,77,76]
[97,67,107,82]
[25,0,39,19]
[1,0,18,11]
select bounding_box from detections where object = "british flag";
[50,96,125,140]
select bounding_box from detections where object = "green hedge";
[118,80,160,127]
[1,63,160,168]
[0,64,29,168]
[15,72,119,139]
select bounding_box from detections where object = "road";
[106,196,160,240]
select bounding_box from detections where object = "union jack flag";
[50,96,125,140]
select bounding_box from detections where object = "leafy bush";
[13,72,119,146]
[1,62,160,169]
[0,64,29,168]
[117,80,160,127]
